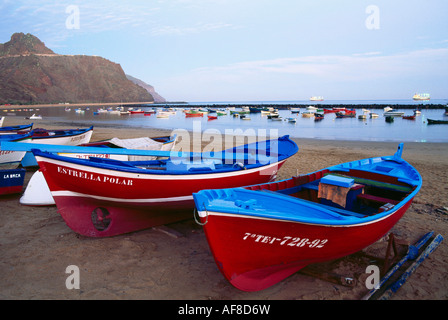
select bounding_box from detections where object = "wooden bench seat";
[357,193,400,205]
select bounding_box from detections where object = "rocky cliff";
[0,33,164,105]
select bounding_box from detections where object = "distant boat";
[370,113,379,119]
[385,116,394,123]
[302,111,315,118]
[310,96,324,101]
[185,112,203,117]
[402,115,416,120]
[314,113,324,121]
[413,93,430,101]
[384,110,404,117]
[427,119,448,125]
[285,117,297,123]
[208,115,218,121]
[26,114,42,120]
[290,108,300,114]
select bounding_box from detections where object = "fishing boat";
[0,133,32,167]
[427,119,448,125]
[0,168,26,195]
[20,127,94,167]
[3,135,298,237]
[412,93,430,101]
[0,123,33,134]
[193,143,421,292]
[285,117,297,123]
[370,113,379,119]
[185,112,203,117]
[290,108,300,114]
[207,115,218,121]
[335,112,355,118]
[20,136,178,206]
[314,113,324,121]
[302,111,315,118]
[402,115,416,120]
[385,116,394,123]
[129,109,145,114]
[384,110,404,117]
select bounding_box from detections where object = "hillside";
[0,33,164,104]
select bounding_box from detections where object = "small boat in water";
[193,143,421,291]
[427,119,448,125]
[402,115,416,120]
[384,110,404,117]
[3,135,298,237]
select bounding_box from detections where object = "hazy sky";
[1,0,447,102]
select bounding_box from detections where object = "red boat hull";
[36,156,286,237]
[200,199,412,291]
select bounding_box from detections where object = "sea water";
[10,99,448,143]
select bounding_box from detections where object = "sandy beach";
[1,119,447,300]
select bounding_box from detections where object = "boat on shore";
[20,136,178,206]
[0,133,32,167]
[3,135,298,237]
[0,168,26,195]
[193,143,421,291]
[0,123,33,134]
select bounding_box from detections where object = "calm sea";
[8,99,448,143]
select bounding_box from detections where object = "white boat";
[370,113,379,119]
[26,114,42,120]
[384,110,405,117]
[413,93,430,101]
[0,116,4,127]
[384,106,393,112]
[306,106,318,111]
[302,111,315,118]
[310,96,324,101]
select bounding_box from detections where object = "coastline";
[0,122,447,300]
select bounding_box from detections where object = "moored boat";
[427,119,448,125]
[3,135,298,237]
[402,115,416,120]
[193,143,421,291]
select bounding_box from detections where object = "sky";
[1,0,447,102]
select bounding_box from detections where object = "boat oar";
[376,234,443,300]
[361,231,435,300]
[0,141,271,162]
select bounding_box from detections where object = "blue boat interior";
[194,147,422,223]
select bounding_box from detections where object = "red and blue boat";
[2,135,298,237]
[193,143,422,292]
[0,168,26,195]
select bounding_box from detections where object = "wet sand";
[0,121,447,300]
